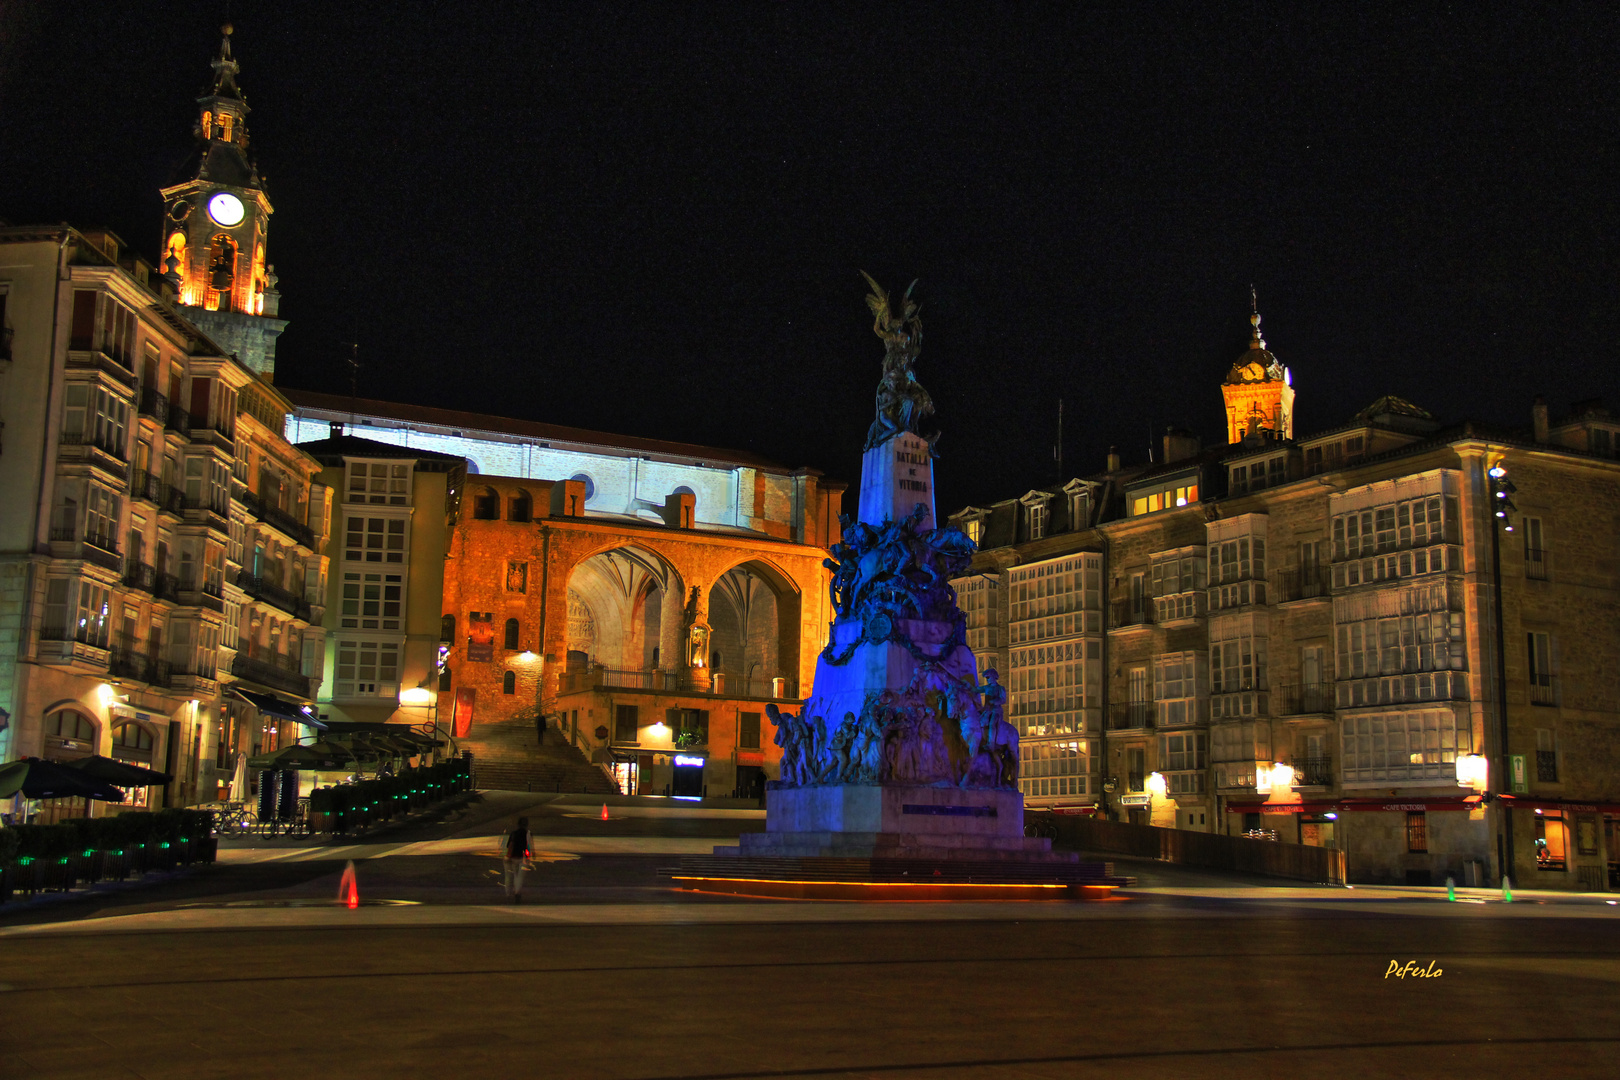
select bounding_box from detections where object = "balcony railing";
[1529,677,1556,707]
[1276,681,1334,715]
[77,532,123,573]
[1525,548,1548,581]
[239,489,317,548]
[59,429,129,471]
[1107,702,1155,730]
[122,561,156,594]
[1109,601,1154,630]
[230,651,310,698]
[109,639,173,688]
[39,621,109,649]
[154,572,181,603]
[165,404,191,437]
[1294,755,1333,787]
[1536,749,1558,783]
[1274,567,1331,603]
[236,569,314,621]
[138,386,169,423]
[561,667,798,699]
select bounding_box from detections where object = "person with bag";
[500,816,535,903]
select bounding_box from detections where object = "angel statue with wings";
[861,272,939,452]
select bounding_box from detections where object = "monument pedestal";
[716,784,1077,862]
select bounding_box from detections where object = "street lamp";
[1487,456,1516,883]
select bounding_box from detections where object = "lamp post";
[1488,459,1517,885]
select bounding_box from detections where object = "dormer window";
[963,518,984,544]
[1027,500,1048,540]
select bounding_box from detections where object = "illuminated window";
[1017,740,1091,800]
[1535,811,1569,870]
[334,639,400,698]
[1341,709,1469,782]
[1406,811,1428,853]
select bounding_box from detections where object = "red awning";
[736,752,765,766]
[1496,796,1620,814]
[1226,796,1484,814]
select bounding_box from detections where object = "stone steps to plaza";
[460,721,616,795]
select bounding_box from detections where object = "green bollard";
[1502,875,1513,903]
[1446,876,1456,902]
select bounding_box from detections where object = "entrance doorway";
[672,756,704,797]
[736,765,764,801]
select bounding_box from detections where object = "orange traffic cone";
[600,803,610,820]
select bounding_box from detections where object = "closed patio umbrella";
[228,752,248,802]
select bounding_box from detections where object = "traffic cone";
[600,803,610,820]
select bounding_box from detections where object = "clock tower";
[1220,291,1294,444]
[160,24,287,379]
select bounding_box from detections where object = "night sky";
[3,2,1616,512]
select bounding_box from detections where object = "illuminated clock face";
[207,192,245,227]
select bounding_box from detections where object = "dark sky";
[3,2,1616,512]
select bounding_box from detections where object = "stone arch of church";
[705,556,802,695]
[562,544,687,674]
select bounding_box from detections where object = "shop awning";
[1496,795,1620,814]
[232,688,325,728]
[1227,796,1485,814]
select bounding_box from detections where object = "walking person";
[500,816,534,903]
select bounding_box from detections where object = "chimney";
[1162,427,1201,464]
[1532,396,1549,443]
[1106,446,1121,472]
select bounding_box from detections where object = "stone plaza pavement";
[2,793,1617,1079]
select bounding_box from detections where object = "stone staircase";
[459,721,617,795]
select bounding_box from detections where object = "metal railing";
[138,386,169,423]
[1110,601,1154,629]
[1274,568,1331,603]
[1107,702,1154,730]
[1276,682,1334,715]
[1536,749,1558,783]
[562,667,797,699]
[1529,677,1556,706]
[165,404,191,437]
[236,570,314,621]
[1525,548,1548,581]
[59,428,128,462]
[109,639,173,688]
[122,561,156,593]
[231,651,310,698]
[1294,755,1333,786]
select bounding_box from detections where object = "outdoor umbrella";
[302,740,364,767]
[249,744,331,770]
[65,755,173,787]
[2,758,126,802]
[0,760,28,799]
[228,752,248,802]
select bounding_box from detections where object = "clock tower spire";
[1220,287,1295,444]
[160,23,287,379]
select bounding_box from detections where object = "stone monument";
[724,275,1070,862]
